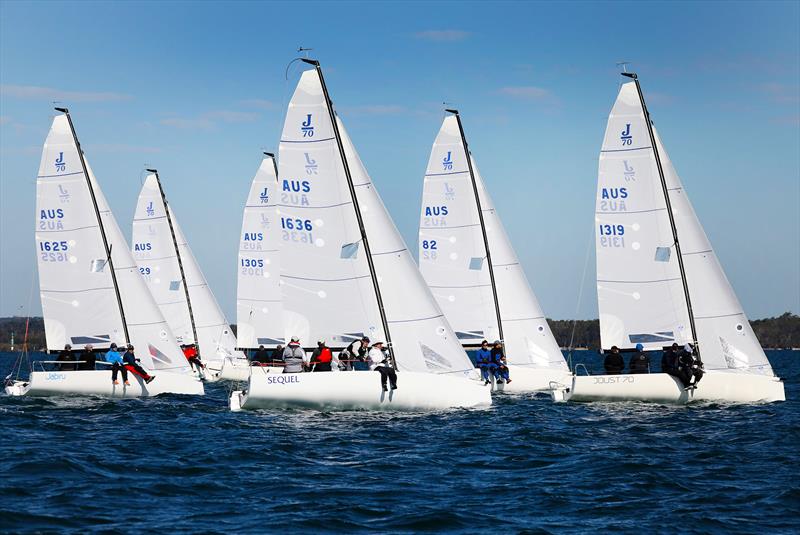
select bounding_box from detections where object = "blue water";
[1,350,798,533]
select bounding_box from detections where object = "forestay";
[36,114,189,372]
[132,174,243,360]
[237,155,284,348]
[654,129,774,375]
[596,82,693,351]
[420,116,566,370]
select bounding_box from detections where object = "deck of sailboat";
[231,368,491,411]
[10,369,204,397]
[556,370,785,404]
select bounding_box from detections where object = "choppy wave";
[1,350,798,533]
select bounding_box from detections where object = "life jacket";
[183,346,198,359]
[316,348,332,363]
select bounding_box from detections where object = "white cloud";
[414,30,470,42]
[86,143,162,154]
[1,84,132,102]
[339,104,406,116]
[239,99,275,110]
[160,110,259,130]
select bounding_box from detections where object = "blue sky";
[1,1,798,321]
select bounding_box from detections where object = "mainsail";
[597,79,774,375]
[419,115,566,370]
[132,173,243,361]
[278,62,474,374]
[36,112,189,372]
[236,154,284,348]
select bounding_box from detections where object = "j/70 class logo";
[54,152,66,172]
[301,114,314,137]
[620,124,632,146]
[442,151,453,171]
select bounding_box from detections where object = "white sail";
[418,116,497,343]
[132,174,244,361]
[236,155,284,348]
[596,82,693,351]
[654,129,774,375]
[338,118,474,374]
[278,68,473,375]
[278,69,385,347]
[36,114,190,372]
[419,116,566,370]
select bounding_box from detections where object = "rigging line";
[567,220,595,371]
[12,269,38,380]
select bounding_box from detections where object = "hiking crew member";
[368,341,397,391]
[675,343,703,389]
[78,344,97,370]
[310,340,333,372]
[476,340,492,385]
[182,344,205,375]
[123,344,156,384]
[104,343,128,385]
[282,337,306,373]
[251,345,270,366]
[56,344,75,371]
[628,343,650,374]
[491,341,511,384]
[604,345,625,374]
[661,343,680,377]
[339,337,369,371]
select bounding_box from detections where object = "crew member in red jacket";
[310,340,333,372]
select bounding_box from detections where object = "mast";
[447,109,505,352]
[302,58,396,369]
[621,73,699,355]
[56,108,130,345]
[147,168,199,351]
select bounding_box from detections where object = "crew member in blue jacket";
[491,340,511,384]
[104,343,128,385]
[476,340,492,385]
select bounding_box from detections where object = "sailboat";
[557,73,785,403]
[230,60,491,411]
[418,112,571,393]
[132,171,249,381]
[8,109,204,397]
[236,153,284,361]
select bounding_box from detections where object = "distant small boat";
[132,171,248,381]
[558,73,784,404]
[8,109,203,397]
[230,60,490,411]
[418,112,571,393]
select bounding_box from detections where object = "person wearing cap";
[661,343,680,377]
[339,337,369,371]
[56,344,76,371]
[104,343,128,385]
[490,340,511,384]
[628,343,650,374]
[310,340,333,372]
[603,345,625,374]
[675,343,702,389]
[282,337,307,373]
[476,340,492,385]
[122,344,156,384]
[78,344,97,371]
[368,341,397,391]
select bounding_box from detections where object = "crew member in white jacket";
[367,341,397,391]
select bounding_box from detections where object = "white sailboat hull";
[555,370,785,404]
[7,370,204,397]
[490,365,573,393]
[230,369,491,411]
[204,357,252,382]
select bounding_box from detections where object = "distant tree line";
[1,313,799,352]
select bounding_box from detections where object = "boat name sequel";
[267,375,300,385]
